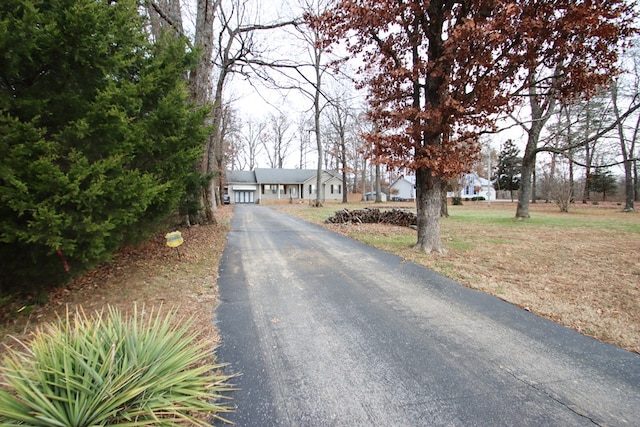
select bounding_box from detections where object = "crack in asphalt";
[498,364,601,426]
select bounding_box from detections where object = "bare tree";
[302,0,331,206]
[236,117,267,171]
[609,41,640,211]
[513,71,640,218]
[354,111,376,201]
[219,105,241,196]
[611,78,639,211]
[550,175,575,213]
[511,66,559,218]
[145,0,298,220]
[296,114,314,169]
[554,92,613,203]
[208,1,297,205]
[249,0,342,206]
[262,113,293,168]
[325,96,356,203]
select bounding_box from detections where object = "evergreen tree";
[0,0,208,294]
[493,140,522,201]
[588,169,618,201]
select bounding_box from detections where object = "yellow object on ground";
[165,231,184,248]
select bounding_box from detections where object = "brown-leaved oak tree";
[312,0,636,253]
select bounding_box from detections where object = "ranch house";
[225,168,344,204]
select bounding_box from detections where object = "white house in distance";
[389,175,416,201]
[457,173,496,200]
[390,173,496,201]
[225,168,344,204]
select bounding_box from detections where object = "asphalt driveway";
[214,205,640,426]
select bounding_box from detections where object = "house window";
[263,184,276,194]
[330,184,334,194]
[309,184,316,195]
[337,185,341,194]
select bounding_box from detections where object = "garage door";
[234,191,254,204]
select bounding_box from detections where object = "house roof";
[227,168,340,185]
[391,174,416,187]
[226,170,257,183]
[254,168,317,184]
[476,176,491,186]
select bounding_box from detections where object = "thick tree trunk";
[188,0,217,224]
[612,81,635,212]
[516,70,553,219]
[516,124,542,219]
[210,74,227,209]
[147,0,184,40]
[414,168,445,254]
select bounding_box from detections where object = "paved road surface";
[214,205,640,426]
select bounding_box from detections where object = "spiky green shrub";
[0,306,233,426]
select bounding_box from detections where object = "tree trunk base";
[413,243,447,254]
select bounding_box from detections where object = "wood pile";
[325,208,417,227]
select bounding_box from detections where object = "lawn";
[276,200,640,353]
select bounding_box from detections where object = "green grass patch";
[446,205,640,233]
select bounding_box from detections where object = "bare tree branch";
[535,100,640,156]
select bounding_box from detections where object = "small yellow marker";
[165,231,184,259]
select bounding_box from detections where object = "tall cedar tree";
[0,0,208,294]
[494,139,522,201]
[312,0,635,253]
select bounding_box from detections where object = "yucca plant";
[0,305,234,426]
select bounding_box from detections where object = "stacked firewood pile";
[325,208,417,227]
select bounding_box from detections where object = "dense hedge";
[0,0,208,295]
